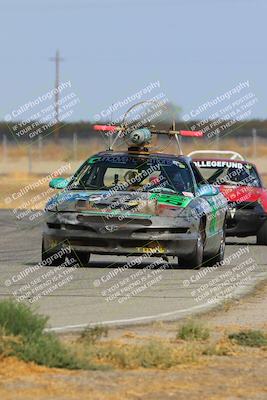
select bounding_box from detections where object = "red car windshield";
[194,160,261,188]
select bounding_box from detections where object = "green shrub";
[0,300,96,369]
[133,341,176,368]
[0,300,47,339]
[79,325,109,345]
[228,330,267,348]
[13,333,87,369]
[177,320,210,341]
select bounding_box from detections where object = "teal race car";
[42,149,228,269]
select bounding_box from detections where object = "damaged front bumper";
[43,211,199,257]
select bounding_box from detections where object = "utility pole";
[216,130,220,150]
[49,50,64,142]
[252,128,257,159]
[2,134,7,163]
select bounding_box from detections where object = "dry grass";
[74,326,240,370]
[0,302,242,372]
[0,350,266,400]
[0,316,267,399]
[81,339,200,369]
[0,140,102,162]
[0,174,56,209]
[1,138,267,162]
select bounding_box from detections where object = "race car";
[42,130,227,269]
[189,150,267,244]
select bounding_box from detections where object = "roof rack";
[187,150,244,161]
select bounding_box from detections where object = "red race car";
[189,150,267,244]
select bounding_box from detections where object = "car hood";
[46,190,194,217]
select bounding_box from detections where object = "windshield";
[194,160,261,187]
[69,155,195,194]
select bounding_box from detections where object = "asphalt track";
[0,209,266,332]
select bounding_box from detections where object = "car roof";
[96,150,191,162]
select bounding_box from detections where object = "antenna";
[49,49,64,141]
[171,117,183,155]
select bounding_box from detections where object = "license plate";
[136,244,165,254]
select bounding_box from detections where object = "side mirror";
[197,184,219,197]
[49,177,69,189]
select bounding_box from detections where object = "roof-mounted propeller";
[93,101,203,153]
[93,124,203,153]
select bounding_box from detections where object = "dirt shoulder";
[0,351,266,400]
[1,281,267,400]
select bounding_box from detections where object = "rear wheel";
[257,220,267,245]
[178,224,205,269]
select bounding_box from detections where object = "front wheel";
[257,220,267,245]
[41,238,65,266]
[204,228,226,268]
[75,251,91,267]
[178,229,204,270]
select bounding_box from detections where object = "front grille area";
[134,227,188,234]
[63,224,96,232]
[120,240,162,248]
[47,222,96,232]
[69,238,110,247]
[68,238,165,249]
[77,215,152,226]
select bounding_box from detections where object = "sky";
[0,0,266,122]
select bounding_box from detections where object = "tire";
[178,223,205,269]
[204,226,226,268]
[42,239,91,267]
[41,238,64,266]
[75,251,91,267]
[257,220,267,245]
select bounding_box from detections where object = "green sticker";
[149,194,192,208]
[88,156,101,164]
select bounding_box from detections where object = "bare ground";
[1,281,267,400]
[0,352,266,400]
